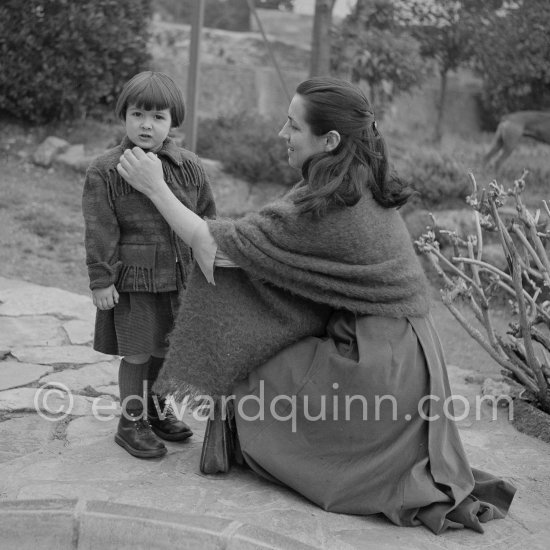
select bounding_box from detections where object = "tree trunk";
[434,68,448,142]
[309,0,336,77]
[228,0,251,32]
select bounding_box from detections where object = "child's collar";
[121,136,183,165]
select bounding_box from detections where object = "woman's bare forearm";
[149,183,204,246]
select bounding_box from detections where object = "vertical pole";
[185,0,205,152]
[246,0,290,103]
[309,0,335,77]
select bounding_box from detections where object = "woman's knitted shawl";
[155,188,430,398]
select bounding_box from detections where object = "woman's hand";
[117,147,165,198]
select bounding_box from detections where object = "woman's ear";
[324,130,341,152]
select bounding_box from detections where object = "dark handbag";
[199,397,243,474]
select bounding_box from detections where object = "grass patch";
[389,132,550,211]
[15,206,81,244]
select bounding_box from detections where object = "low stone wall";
[152,59,306,120]
[150,21,483,135]
[384,70,482,138]
[150,20,308,120]
[0,499,316,550]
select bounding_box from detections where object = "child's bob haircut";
[115,71,185,128]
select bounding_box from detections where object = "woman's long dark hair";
[292,77,413,216]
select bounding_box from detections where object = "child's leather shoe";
[148,393,193,441]
[115,410,167,458]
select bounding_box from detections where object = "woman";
[117,77,515,534]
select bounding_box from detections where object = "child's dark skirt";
[94,291,179,356]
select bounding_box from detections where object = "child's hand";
[92,285,119,310]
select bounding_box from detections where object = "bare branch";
[511,253,549,407]
[442,299,509,366]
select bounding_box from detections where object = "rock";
[0,361,53,391]
[94,385,120,399]
[32,136,70,167]
[0,277,34,292]
[10,345,113,366]
[0,283,95,321]
[0,414,54,459]
[481,378,520,406]
[54,144,92,172]
[0,315,67,349]
[65,415,119,447]
[464,373,487,385]
[0,387,96,416]
[62,320,94,345]
[40,361,119,393]
[150,21,310,70]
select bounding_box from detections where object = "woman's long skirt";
[232,311,516,534]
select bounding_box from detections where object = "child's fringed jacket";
[82,136,216,293]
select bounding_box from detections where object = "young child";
[82,71,216,459]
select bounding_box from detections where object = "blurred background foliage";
[0,0,151,124]
[1,0,549,127]
[196,112,298,186]
[473,0,550,126]
[1,0,549,201]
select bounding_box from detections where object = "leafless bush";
[416,170,550,413]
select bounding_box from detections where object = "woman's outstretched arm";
[117,147,204,245]
[117,146,221,283]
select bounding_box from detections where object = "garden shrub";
[497,153,550,200]
[0,0,151,124]
[400,149,471,208]
[197,112,298,187]
[473,0,550,123]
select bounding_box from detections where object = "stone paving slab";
[10,345,113,366]
[0,387,113,417]
[39,361,119,393]
[62,319,94,345]
[0,278,95,320]
[0,315,68,348]
[0,361,53,391]
[94,384,120,398]
[0,276,549,549]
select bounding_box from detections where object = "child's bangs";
[130,80,172,112]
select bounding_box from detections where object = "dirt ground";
[0,119,92,295]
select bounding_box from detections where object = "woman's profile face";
[279,94,326,170]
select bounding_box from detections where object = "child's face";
[125,104,172,152]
